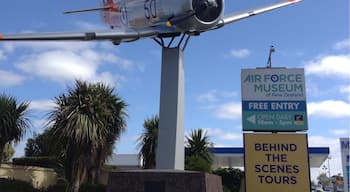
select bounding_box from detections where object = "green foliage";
[212,168,244,192]
[44,181,106,192]
[137,115,159,169]
[0,178,106,192]
[24,129,66,178]
[186,129,213,164]
[2,143,15,162]
[317,173,330,187]
[185,156,211,172]
[79,183,106,192]
[12,156,61,169]
[44,179,68,192]
[0,94,30,163]
[0,178,40,192]
[49,80,127,191]
[102,164,119,171]
[25,129,62,157]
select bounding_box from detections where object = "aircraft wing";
[0,28,160,44]
[216,0,302,28]
[0,0,302,42]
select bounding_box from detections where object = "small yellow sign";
[244,133,311,192]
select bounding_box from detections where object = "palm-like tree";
[0,94,30,163]
[185,128,213,165]
[137,115,159,169]
[49,80,127,192]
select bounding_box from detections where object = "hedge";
[0,178,41,192]
[0,178,106,192]
[12,156,61,169]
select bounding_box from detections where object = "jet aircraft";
[0,0,302,45]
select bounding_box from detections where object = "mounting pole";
[155,34,190,170]
[156,47,185,170]
[266,45,275,68]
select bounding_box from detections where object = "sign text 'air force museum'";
[244,133,311,192]
[241,68,308,131]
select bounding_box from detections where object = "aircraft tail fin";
[100,0,123,28]
[64,7,111,14]
[64,0,116,14]
[64,0,123,28]
[101,0,116,7]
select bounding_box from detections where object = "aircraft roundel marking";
[120,4,128,25]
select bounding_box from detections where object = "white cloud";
[74,21,106,30]
[333,39,349,50]
[221,91,238,98]
[102,53,134,70]
[29,100,56,111]
[340,85,350,101]
[230,49,251,58]
[330,129,350,136]
[213,102,242,119]
[15,48,125,86]
[340,85,350,94]
[197,90,219,102]
[4,41,134,86]
[305,54,350,80]
[16,50,100,83]
[13,141,26,158]
[0,50,6,60]
[204,128,242,141]
[197,90,237,103]
[32,119,50,129]
[308,100,350,118]
[0,70,25,86]
[221,133,241,140]
[4,41,95,53]
[2,42,15,53]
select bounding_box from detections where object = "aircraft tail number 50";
[144,0,157,19]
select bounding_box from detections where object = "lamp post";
[321,157,333,191]
[327,156,331,178]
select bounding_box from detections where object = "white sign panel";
[242,68,306,101]
[341,138,350,192]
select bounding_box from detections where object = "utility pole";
[266,45,275,68]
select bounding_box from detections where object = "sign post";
[241,68,308,131]
[244,133,311,192]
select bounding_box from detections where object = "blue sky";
[0,0,349,181]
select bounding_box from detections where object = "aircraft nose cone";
[192,0,223,23]
[206,0,218,8]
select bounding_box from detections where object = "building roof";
[107,147,329,169]
[211,147,329,169]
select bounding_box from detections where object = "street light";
[327,156,331,178]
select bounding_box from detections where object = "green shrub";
[185,156,211,172]
[12,156,61,169]
[102,164,119,171]
[212,168,244,192]
[79,183,106,192]
[45,178,68,192]
[44,181,106,192]
[0,178,40,192]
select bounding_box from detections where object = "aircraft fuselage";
[104,0,224,33]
